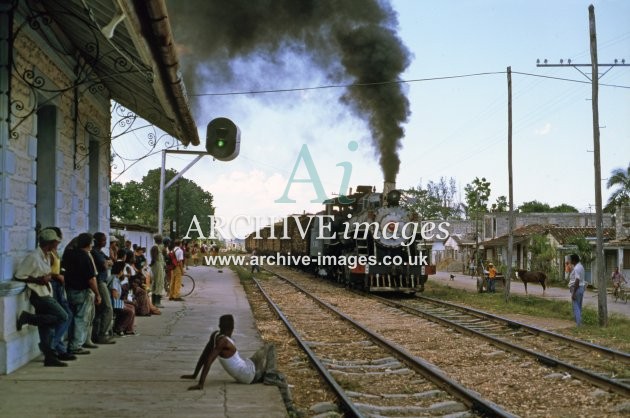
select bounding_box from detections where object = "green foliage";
[491,195,508,212]
[519,200,579,213]
[464,177,491,219]
[402,187,442,219]
[110,168,214,237]
[402,176,463,219]
[519,200,551,213]
[566,236,594,266]
[550,204,579,213]
[605,163,630,212]
[528,234,557,274]
[110,181,146,222]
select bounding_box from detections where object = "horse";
[516,270,547,295]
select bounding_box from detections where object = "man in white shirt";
[568,253,586,326]
[181,314,297,415]
[14,229,70,367]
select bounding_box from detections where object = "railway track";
[260,266,630,416]
[382,294,630,396]
[253,275,514,417]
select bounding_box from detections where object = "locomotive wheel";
[336,268,344,284]
[344,266,352,288]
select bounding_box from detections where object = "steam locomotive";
[245,182,436,293]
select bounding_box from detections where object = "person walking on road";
[568,253,586,326]
[181,314,298,415]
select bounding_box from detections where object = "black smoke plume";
[166,0,411,182]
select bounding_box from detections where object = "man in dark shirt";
[63,232,101,355]
[90,232,115,344]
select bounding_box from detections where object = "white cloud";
[534,123,552,136]
[197,169,327,239]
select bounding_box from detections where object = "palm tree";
[605,163,630,212]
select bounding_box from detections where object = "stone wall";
[0,18,111,374]
[616,205,630,241]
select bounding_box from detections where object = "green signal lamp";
[205,118,240,161]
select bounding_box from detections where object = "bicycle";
[164,273,196,298]
[614,284,628,304]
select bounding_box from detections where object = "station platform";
[0,265,288,418]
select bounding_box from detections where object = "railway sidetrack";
[254,266,630,417]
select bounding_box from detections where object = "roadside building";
[481,224,616,287]
[0,0,197,373]
[606,205,630,283]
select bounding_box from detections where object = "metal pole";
[589,5,607,326]
[505,66,514,301]
[158,151,207,236]
[158,149,166,235]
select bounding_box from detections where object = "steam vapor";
[166,0,412,182]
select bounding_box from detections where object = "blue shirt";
[90,248,110,283]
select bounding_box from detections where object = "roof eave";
[128,0,199,146]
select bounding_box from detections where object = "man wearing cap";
[40,226,76,362]
[14,229,70,367]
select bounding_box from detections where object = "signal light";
[206,118,240,161]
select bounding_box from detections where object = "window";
[88,138,101,231]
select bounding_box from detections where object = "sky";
[112,0,630,239]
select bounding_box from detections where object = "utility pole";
[537,5,628,327]
[588,5,606,327]
[505,66,514,302]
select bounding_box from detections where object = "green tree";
[605,163,630,212]
[550,204,579,213]
[519,200,551,213]
[519,200,578,213]
[403,176,463,219]
[110,180,147,222]
[566,236,594,266]
[402,186,442,219]
[491,195,508,212]
[464,177,491,218]
[110,168,214,237]
[528,234,557,274]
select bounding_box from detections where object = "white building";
[0,0,198,374]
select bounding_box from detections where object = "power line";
[189,70,630,97]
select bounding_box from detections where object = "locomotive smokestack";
[382,180,396,206]
[383,181,396,196]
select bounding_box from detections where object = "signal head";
[205,118,240,161]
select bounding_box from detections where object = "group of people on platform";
[13,229,191,367]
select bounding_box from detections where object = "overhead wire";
[189,70,629,97]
